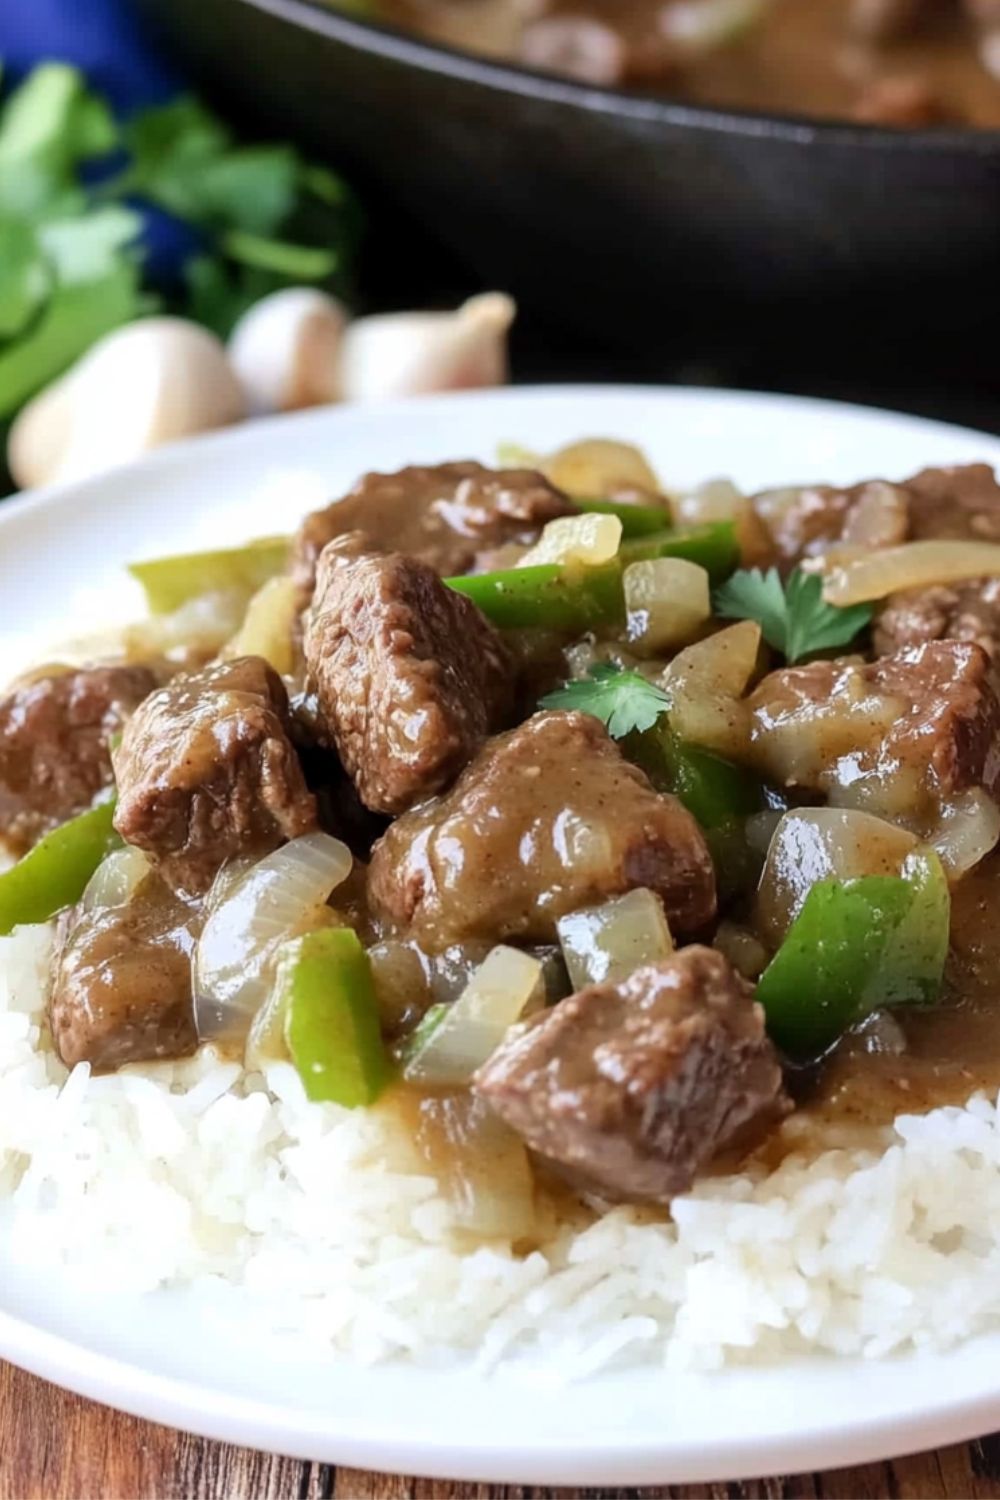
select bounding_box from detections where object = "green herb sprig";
[540,663,671,739]
[713,566,873,664]
[0,64,356,428]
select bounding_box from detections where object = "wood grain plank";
[4,1362,1000,1500]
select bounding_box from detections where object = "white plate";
[3,385,1000,1485]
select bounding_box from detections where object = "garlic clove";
[7,317,246,489]
[338,292,516,402]
[227,287,349,414]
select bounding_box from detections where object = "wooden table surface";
[3,1363,1000,1500]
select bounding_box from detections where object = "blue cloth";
[0,0,178,109]
[0,0,191,276]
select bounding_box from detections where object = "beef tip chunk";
[747,641,1000,826]
[0,664,157,856]
[113,655,317,894]
[291,462,574,596]
[904,463,1000,542]
[50,876,197,1070]
[752,479,909,571]
[875,578,1000,659]
[367,710,716,950]
[304,548,512,815]
[475,947,789,1205]
[875,466,1000,657]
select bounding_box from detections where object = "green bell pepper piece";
[572,496,671,537]
[446,561,624,632]
[756,850,950,1063]
[625,723,765,899]
[281,927,389,1107]
[619,522,740,581]
[129,536,290,614]
[625,722,762,828]
[0,798,121,936]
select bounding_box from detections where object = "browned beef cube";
[0,664,157,855]
[291,461,574,596]
[50,877,198,1070]
[875,579,1000,660]
[367,710,717,949]
[113,656,316,894]
[747,641,1000,825]
[874,466,1000,658]
[475,947,789,1204]
[303,549,512,816]
[751,478,909,572]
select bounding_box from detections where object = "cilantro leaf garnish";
[0,65,357,430]
[713,566,872,664]
[540,663,671,739]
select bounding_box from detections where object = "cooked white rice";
[5,920,1000,1375]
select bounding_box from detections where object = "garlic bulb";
[338,291,515,401]
[227,287,348,413]
[8,317,246,489]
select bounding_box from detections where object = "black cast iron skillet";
[137,0,1000,396]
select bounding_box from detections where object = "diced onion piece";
[757,807,919,947]
[928,788,1000,876]
[557,888,673,990]
[195,831,353,1043]
[244,975,289,1071]
[661,0,767,51]
[81,846,150,911]
[411,1090,537,1241]
[541,438,661,499]
[824,541,1000,606]
[713,920,769,981]
[125,591,247,661]
[662,619,761,756]
[403,945,543,1086]
[672,477,773,566]
[518,511,622,569]
[625,557,710,654]
[224,576,298,676]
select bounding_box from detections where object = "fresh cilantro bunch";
[714,566,873,664]
[0,63,356,427]
[541,664,671,739]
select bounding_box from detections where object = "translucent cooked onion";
[125,591,247,661]
[928,789,1000,876]
[661,619,761,756]
[224,576,298,677]
[195,831,353,1043]
[81,847,150,911]
[540,438,661,499]
[557,888,673,990]
[672,477,774,566]
[824,541,1000,606]
[519,512,622,568]
[403,945,543,1086]
[757,807,920,946]
[625,557,711,654]
[712,920,769,981]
